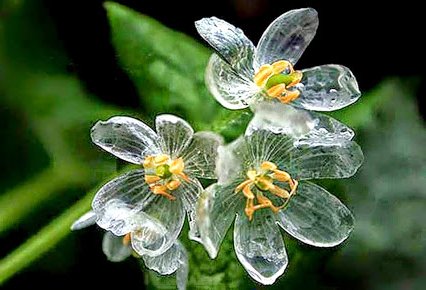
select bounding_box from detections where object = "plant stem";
[0,191,93,285]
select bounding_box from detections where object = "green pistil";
[155,164,172,179]
[265,73,297,89]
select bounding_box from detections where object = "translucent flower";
[195,8,360,112]
[71,211,188,290]
[196,124,363,285]
[90,115,223,256]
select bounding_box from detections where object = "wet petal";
[215,137,248,184]
[206,54,259,110]
[277,181,354,247]
[234,210,288,285]
[102,231,132,262]
[182,131,224,179]
[91,116,160,164]
[71,211,97,231]
[293,65,361,111]
[155,114,194,158]
[195,17,255,78]
[92,170,154,236]
[247,102,355,145]
[197,182,244,258]
[174,178,203,242]
[255,8,318,67]
[131,196,185,257]
[286,139,363,180]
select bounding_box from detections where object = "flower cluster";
[72,8,363,288]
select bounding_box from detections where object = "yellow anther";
[235,160,298,221]
[145,175,161,184]
[122,233,131,246]
[247,170,257,181]
[266,84,287,98]
[152,185,176,200]
[272,169,291,182]
[277,90,300,104]
[261,161,277,171]
[253,64,274,87]
[166,180,181,191]
[169,158,185,174]
[143,156,155,168]
[271,60,291,74]
[154,154,170,165]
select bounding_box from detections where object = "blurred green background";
[0,0,424,289]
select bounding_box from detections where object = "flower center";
[235,161,298,221]
[143,154,189,200]
[253,60,303,104]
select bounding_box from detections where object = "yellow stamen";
[169,158,185,174]
[154,154,170,165]
[152,185,176,200]
[166,180,181,191]
[271,60,291,74]
[287,70,303,87]
[266,84,286,98]
[253,64,274,87]
[234,161,298,221]
[123,233,131,246]
[143,156,155,168]
[277,90,300,104]
[145,175,161,184]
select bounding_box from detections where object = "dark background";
[1,0,424,289]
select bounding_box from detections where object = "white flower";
[195,8,360,113]
[196,123,363,285]
[71,211,188,290]
[89,115,223,256]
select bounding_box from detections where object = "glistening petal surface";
[293,64,361,111]
[206,54,259,110]
[91,116,160,164]
[255,8,318,67]
[277,181,354,247]
[155,114,194,158]
[71,211,97,231]
[195,16,255,78]
[234,211,288,285]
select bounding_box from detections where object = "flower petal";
[293,65,361,111]
[92,170,154,236]
[197,183,244,258]
[143,241,188,290]
[182,131,224,179]
[206,54,259,110]
[102,231,132,262]
[174,177,203,242]
[215,137,248,184]
[155,114,194,158]
[244,126,363,180]
[234,210,288,285]
[247,102,355,145]
[255,8,318,67]
[70,210,97,231]
[91,116,160,164]
[195,16,255,78]
[277,181,354,247]
[131,196,185,257]
[287,139,363,180]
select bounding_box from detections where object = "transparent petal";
[182,131,224,179]
[277,181,354,247]
[215,137,248,184]
[293,65,361,111]
[255,8,318,67]
[195,17,255,78]
[196,182,244,258]
[102,231,132,262]
[234,211,288,285]
[70,211,97,231]
[143,241,188,290]
[174,177,203,242]
[91,116,160,164]
[286,139,363,180]
[248,102,355,146]
[131,196,185,257]
[206,54,259,110]
[155,114,194,158]
[92,170,155,236]
[243,128,363,180]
